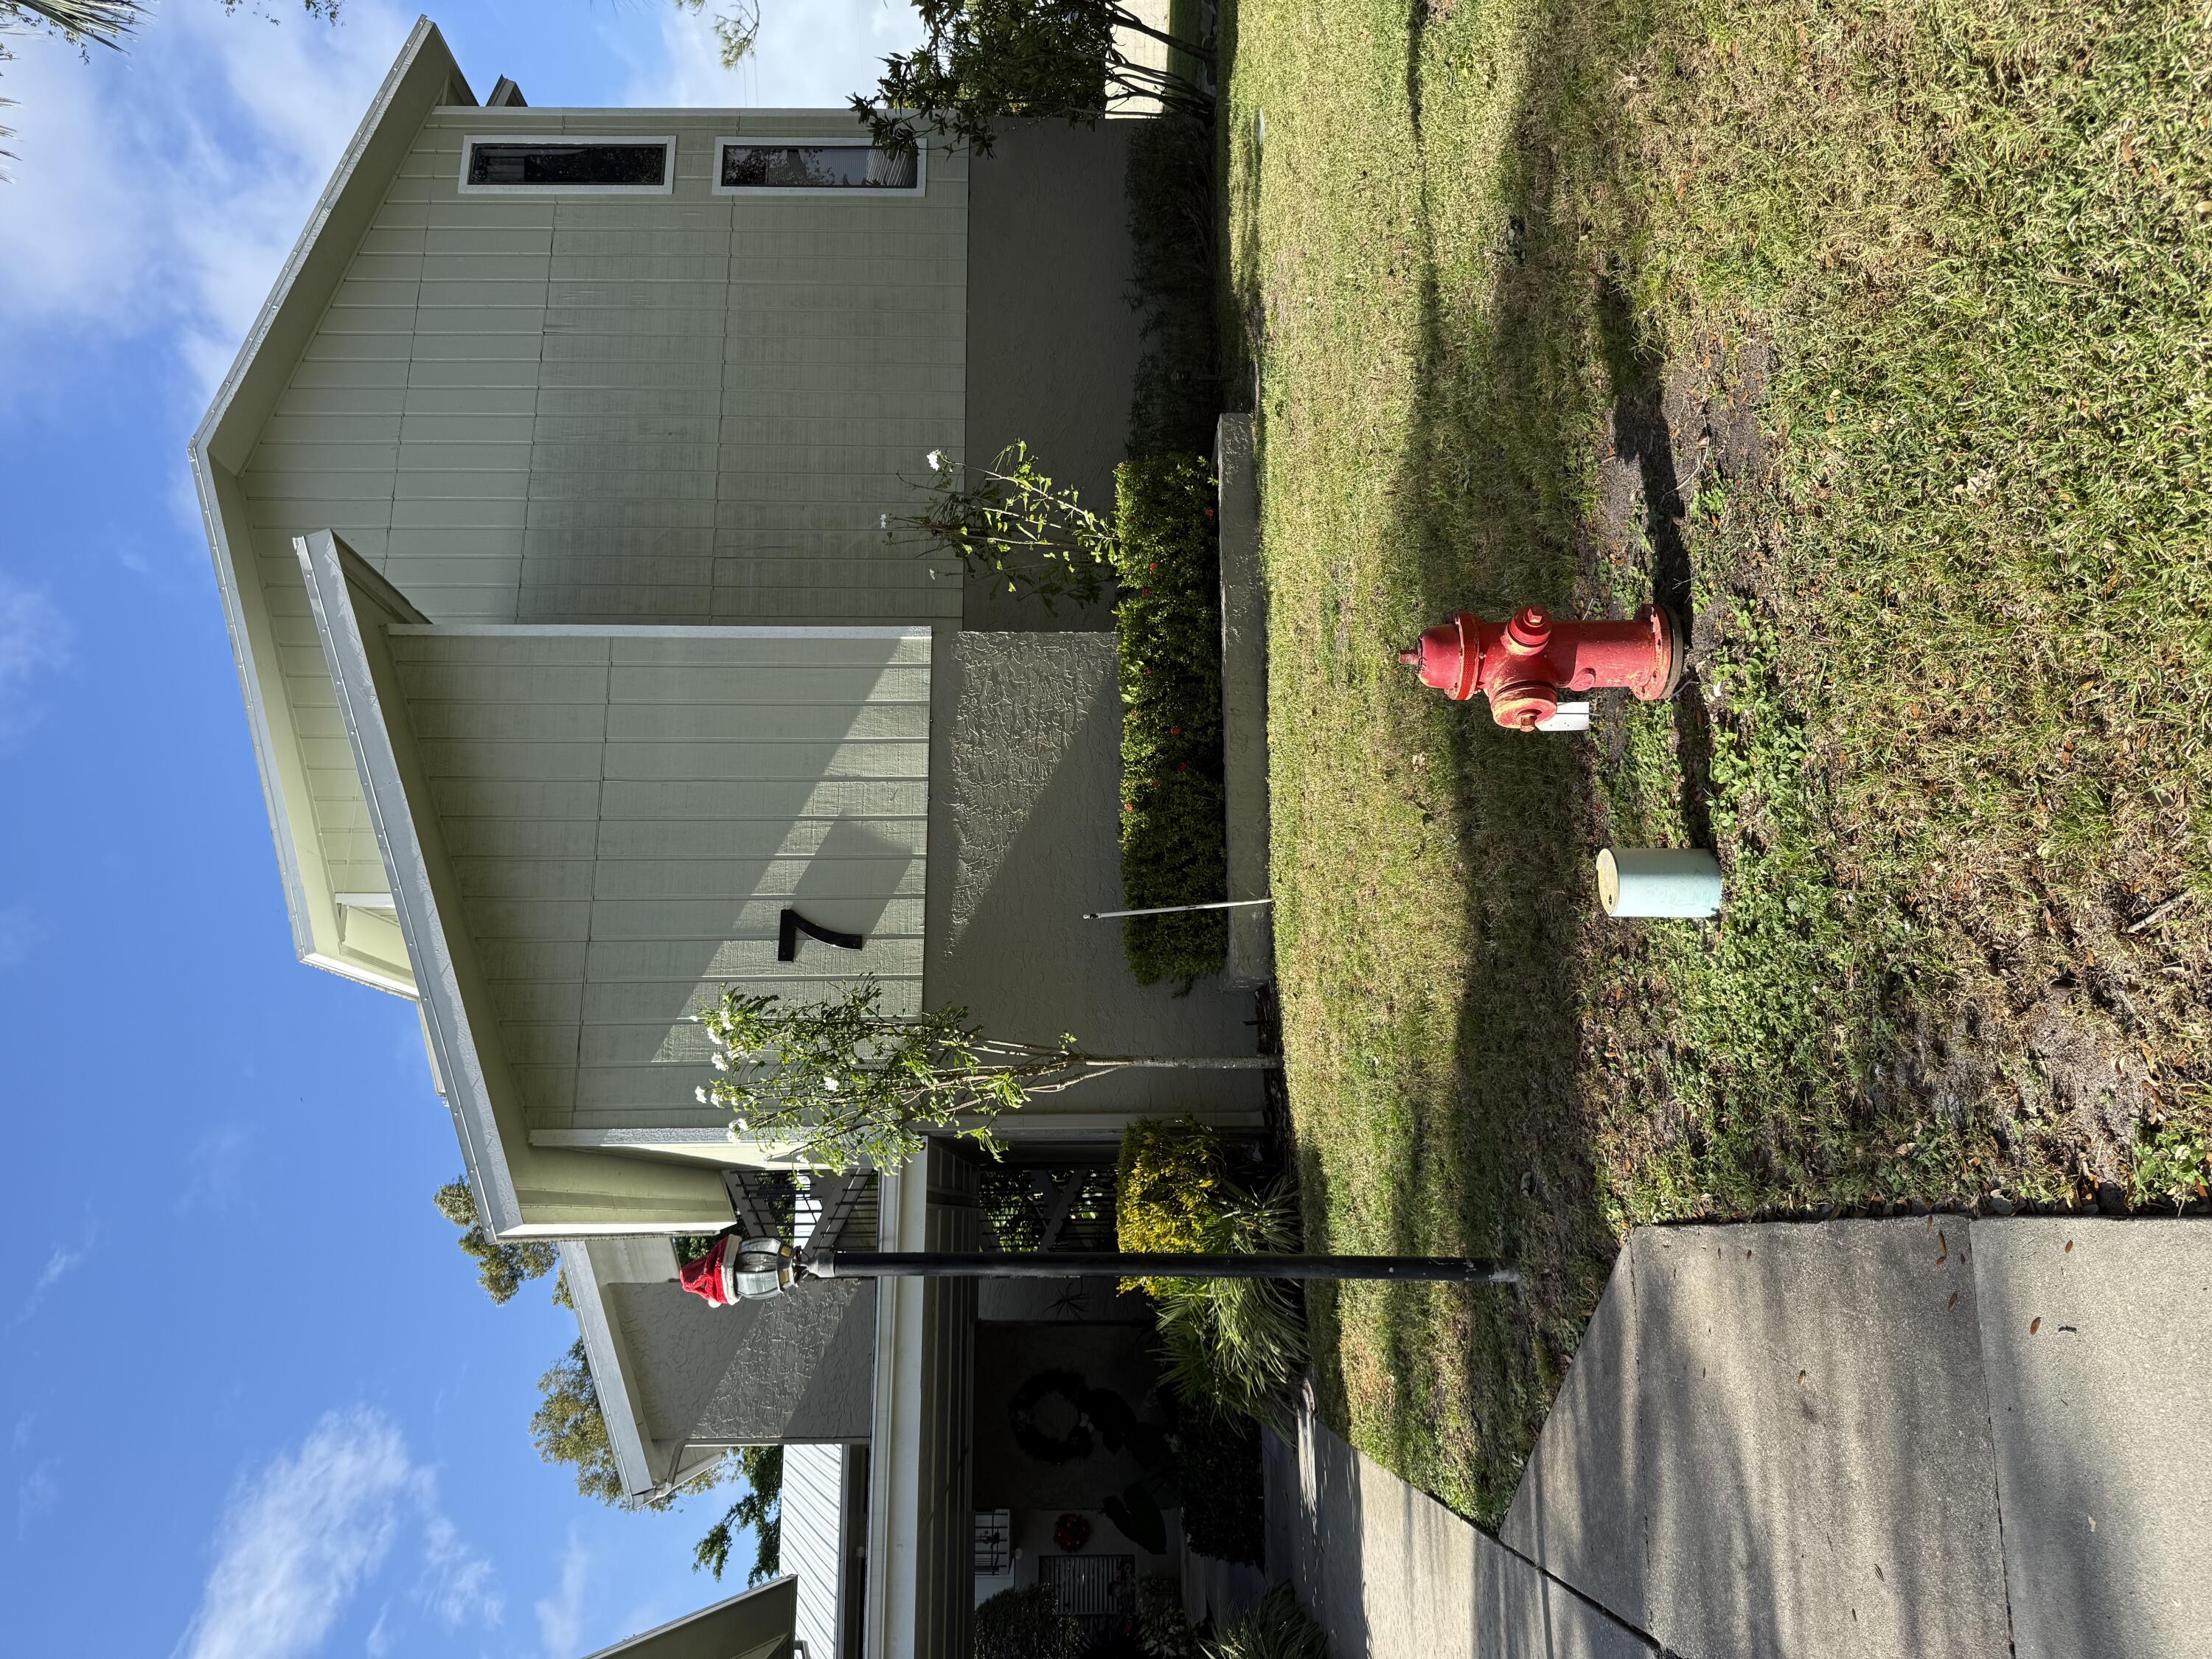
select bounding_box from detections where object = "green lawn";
[1223,0,2212,1521]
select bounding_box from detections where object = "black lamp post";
[703,1237,1521,1300]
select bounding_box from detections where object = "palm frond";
[10,0,145,49]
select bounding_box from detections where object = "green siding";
[240,105,967,909]
[387,627,931,1139]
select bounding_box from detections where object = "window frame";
[456,133,677,196]
[710,134,928,199]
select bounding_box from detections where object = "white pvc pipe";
[1596,848,1722,918]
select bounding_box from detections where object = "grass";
[1224,0,2212,1521]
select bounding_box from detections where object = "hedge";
[1112,453,1228,986]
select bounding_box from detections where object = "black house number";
[778,908,866,962]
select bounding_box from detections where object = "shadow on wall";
[931,633,1262,1116]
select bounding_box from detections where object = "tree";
[694,975,1276,1171]
[851,0,1212,161]
[693,1444,782,1582]
[674,0,758,70]
[532,1339,628,1506]
[886,442,1112,611]
[435,1176,562,1305]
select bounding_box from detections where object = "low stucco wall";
[925,632,1264,1132]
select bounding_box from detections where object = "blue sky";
[0,3,920,1655]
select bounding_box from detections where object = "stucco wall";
[614,1276,877,1445]
[925,633,1263,1127]
[962,121,1143,633]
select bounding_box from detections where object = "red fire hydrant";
[1399,605,1683,731]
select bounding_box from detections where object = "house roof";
[186,17,473,994]
[578,1576,796,1659]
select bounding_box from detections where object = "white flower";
[822,1077,839,1092]
[733,1117,748,1131]
[880,513,889,529]
[726,1122,743,1143]
[695,1086,710,1104]
[712,1054,728,1071]
[925,448,945,473]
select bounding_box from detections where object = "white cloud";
[176,1124,253,1216]
[16,1220,96,1326]
[0,905,43,971]
[178,1408,503,1659]
[535,1534,591,1659]
[0,0,412,406]
[620,0,922,108]
[419,1508,504,1630]
[15,1458,59,1539]
[181,1408,414,1659]
[0,577,72,745]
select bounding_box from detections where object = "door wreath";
[1006,1368,1097,1465]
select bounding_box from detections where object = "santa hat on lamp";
[679,1236,741,1307]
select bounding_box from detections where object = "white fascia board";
[293,529,524,1237]
[863,1155,929,1659]
[185,18,469,970]
[557,1240,659,1500]
[186,456,316,961]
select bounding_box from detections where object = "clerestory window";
[459,136,674,193]
[714,137,923,195]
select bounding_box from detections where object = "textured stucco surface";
[926,633,1264,1125]
[962,121,1142,633]
[615,1276,876,1444]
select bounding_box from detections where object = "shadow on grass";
[1295,0,1691,1523]
[1596,271,1716,851]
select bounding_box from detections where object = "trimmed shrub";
[1112,454,1228,987]
[974,1584,1085,1659]
[1117,1116,1228,1281]
[1118,1118,1309,1426]
[1175,1408,1266,1568]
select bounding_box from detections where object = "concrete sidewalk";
[1267,1218,2211,1659]
[1263,1398,1657,1659]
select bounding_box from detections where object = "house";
[580,1577,797,1659]
[188,18,1263,1659]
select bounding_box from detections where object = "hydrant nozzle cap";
[1397,649,1421,667]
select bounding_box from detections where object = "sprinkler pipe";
[1399,604,1683,731]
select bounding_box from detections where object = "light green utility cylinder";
[1596,848,1723,919]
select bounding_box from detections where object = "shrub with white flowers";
[695,977,1085,1170]
[884,441,1113,611]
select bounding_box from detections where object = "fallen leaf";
[1798,1370,1808,1387]
[1948,1292,1959,1310]
[2031,1317,2043,1335]
[2065,1239,2073,1253]
[1937,1230,1948,1263]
